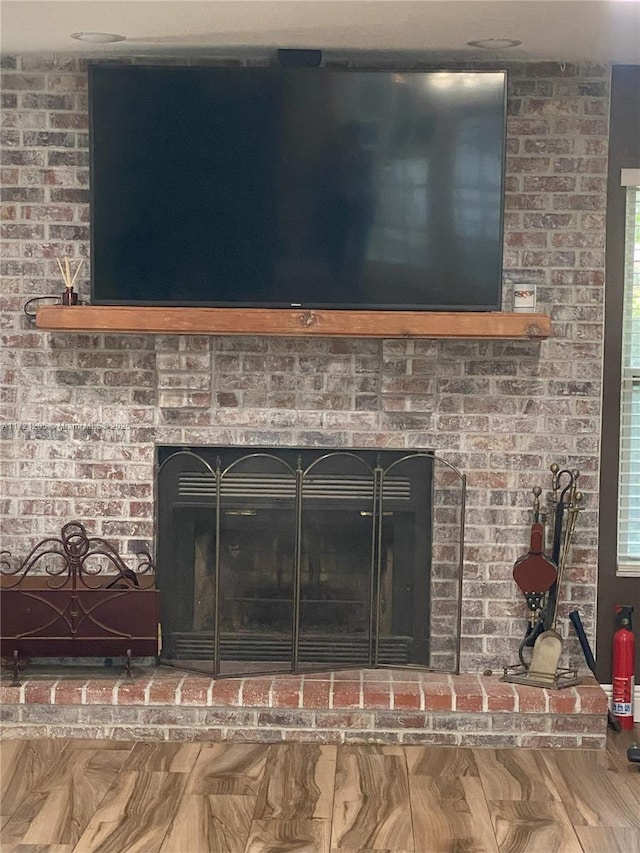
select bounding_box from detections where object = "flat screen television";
[89,64,507,310]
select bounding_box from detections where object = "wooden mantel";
[35,305,551,339]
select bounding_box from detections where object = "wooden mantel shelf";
[35,305,551,339]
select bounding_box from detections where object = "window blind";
[617,172,640,576]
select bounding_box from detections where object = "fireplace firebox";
[157,447,465,677]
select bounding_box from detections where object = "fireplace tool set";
[502,464,584,689]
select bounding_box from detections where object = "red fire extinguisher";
[612,605,635,731]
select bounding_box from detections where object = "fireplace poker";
[545,469,581,632]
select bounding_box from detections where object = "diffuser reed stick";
[57,257,83,289]
[56,258,83,304]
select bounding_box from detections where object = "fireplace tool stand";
[502,465,583,689]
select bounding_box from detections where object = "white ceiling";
[1,0,639,64]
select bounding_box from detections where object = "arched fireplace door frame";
[156,447,466,678]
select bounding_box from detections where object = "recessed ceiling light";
[71,32,126,44]
[467,38,522,50]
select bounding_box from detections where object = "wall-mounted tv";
[89,64,507,311]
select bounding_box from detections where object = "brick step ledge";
[0,669,608,749]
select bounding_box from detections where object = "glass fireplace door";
[157,446,465,677]
[297,453,377,670]
[217,453,296,675]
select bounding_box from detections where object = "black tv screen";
[89,65,507,310]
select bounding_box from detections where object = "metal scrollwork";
[0,521,155,591]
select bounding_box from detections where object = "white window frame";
[617,168,640,577]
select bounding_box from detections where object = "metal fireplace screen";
[156,447,465,677]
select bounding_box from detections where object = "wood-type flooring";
[1,727,638,853]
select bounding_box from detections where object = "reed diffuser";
[57,257,82,305]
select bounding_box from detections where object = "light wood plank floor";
[1,728,638,853]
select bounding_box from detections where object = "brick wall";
[0,55,610,674]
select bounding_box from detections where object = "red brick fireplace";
[0,56,612,745]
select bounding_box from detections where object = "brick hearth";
[0,668,608,749]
